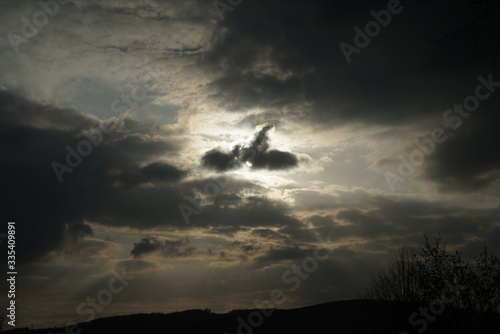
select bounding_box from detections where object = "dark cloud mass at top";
[207,0,499,126]
[202,123,299,171]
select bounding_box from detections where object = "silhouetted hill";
[5,300,500,334]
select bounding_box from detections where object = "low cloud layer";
[131,237,196,258]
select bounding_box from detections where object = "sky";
[1,0,500,329]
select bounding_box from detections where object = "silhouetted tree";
[473,245,500,313]
[362,247,419,303]
[363,233,500,332]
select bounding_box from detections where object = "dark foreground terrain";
[6,300,500,334]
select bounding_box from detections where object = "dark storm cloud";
[419,103,500,192]
[179,176,263,203]
[201,149,238,172]
[251,228,283,239]
[181,192,320,241]
[118,162,187,187]
[191,196,306,230]
[366,72,500,193]
[252,149,299,170]
[142,162,187,181]
[131,237,160,258]
[130,237,195,258]
[207,226,248,236]
[205,0,499,126]
[307,192,500,255]
[202,123,298,171]
[65,221,93,242]
[255,246,307,263]
[0,90,188,264]
[213,193,242,206]
[232,241,259,253]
